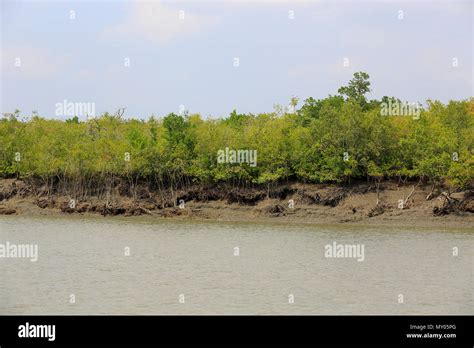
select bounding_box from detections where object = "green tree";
[338,71,371,107]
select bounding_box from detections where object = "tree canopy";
[1,72,472,192]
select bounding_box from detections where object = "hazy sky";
[1,0,472,119]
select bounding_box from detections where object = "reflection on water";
[0,215,472,314]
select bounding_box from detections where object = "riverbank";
[0,179,473,228]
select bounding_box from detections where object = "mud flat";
[0,179,473,228]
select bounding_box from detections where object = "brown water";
[0,215,472,314]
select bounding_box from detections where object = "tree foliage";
[1,73,472,192]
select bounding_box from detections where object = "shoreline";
[1,179,473,229]
[2,209,473,231]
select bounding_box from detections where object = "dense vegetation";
[1,73,472,200]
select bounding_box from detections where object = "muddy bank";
[0,179,473,228]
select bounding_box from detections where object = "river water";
[0,216,472,314]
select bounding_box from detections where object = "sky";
[0,0,472,120]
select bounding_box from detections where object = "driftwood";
[438,191,458,204]
[425,184,436,200]
[433,191,459,216]
[402,185,416,208]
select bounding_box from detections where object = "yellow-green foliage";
[1,83,473,189]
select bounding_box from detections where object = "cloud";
[1,45,68,79]
[104,2,219,44]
